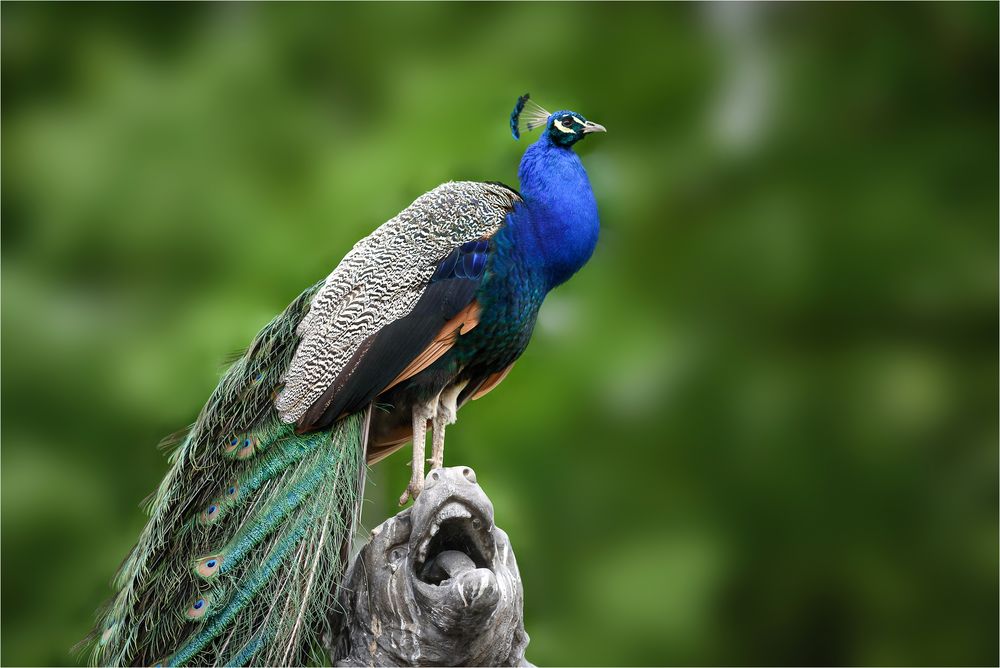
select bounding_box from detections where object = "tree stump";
[326,466,532,666]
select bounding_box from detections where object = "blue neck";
[513,134,600,290]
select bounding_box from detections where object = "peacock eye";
[561,115,574,126]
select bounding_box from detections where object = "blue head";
[510,93,606,148]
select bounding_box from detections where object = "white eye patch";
[553,119,575,134]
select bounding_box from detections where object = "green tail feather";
[83,282,372,666]
[168,416,364,666]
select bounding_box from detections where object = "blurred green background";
[2,3,997,666]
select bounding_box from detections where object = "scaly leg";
[430,380,468,470]
[399,397,438,505]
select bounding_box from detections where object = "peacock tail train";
[84,282,369,667]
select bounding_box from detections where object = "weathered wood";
[326,466,531,666]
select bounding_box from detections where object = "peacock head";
[510,93,606,147]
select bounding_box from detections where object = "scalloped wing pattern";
[276,181,520,425]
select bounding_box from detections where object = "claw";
[399,478,423,506]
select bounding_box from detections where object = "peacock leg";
[400,397,438,505]
[430,380,468,470]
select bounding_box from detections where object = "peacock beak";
[582,121,607,134]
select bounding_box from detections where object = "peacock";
[85,94,605,667]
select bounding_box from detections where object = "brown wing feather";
[470,364,514,401]
[382,301,481,393]
[365,427,416,464]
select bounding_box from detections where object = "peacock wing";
[277,180,521,433]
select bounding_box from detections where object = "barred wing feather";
[277,181,520,429]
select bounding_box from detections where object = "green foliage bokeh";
[2,3,997,666]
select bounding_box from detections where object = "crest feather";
[510,93,551,140]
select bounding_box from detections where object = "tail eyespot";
[235,435,257,460]
[200,502,221,524]
[185,595,210,620]
[195,555,223,578]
